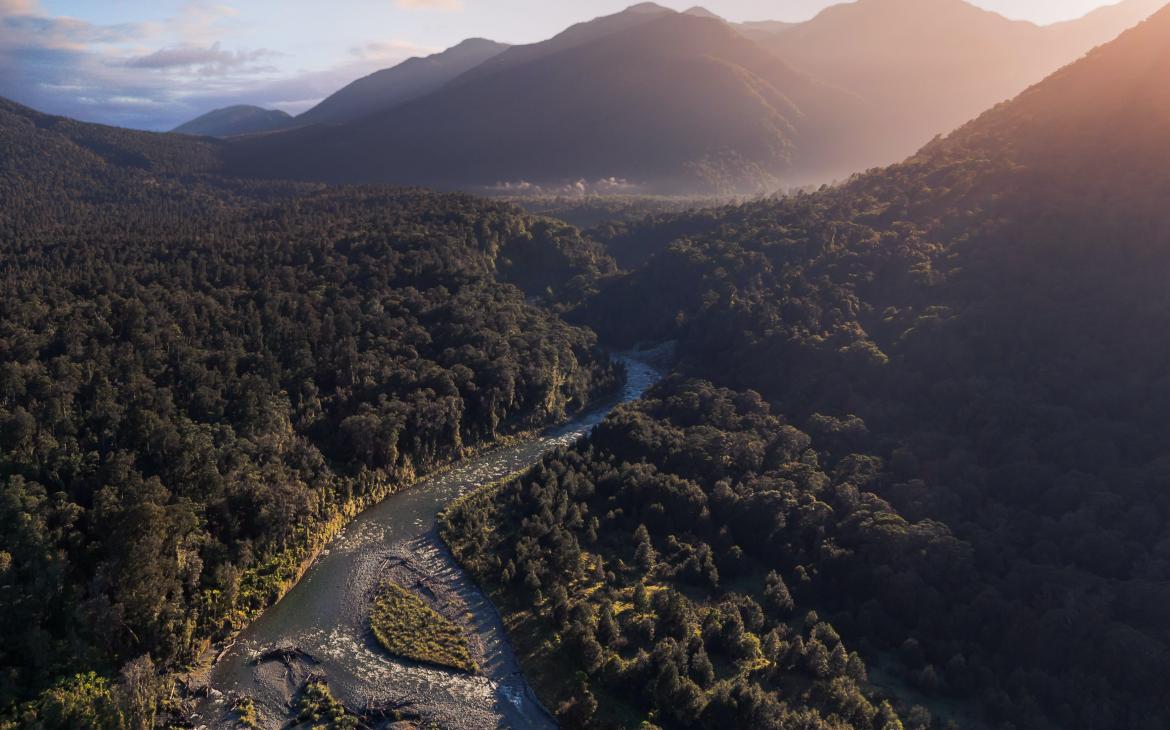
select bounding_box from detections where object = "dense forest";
[6,4,1170,728]
[0,97,619,726]
[444,9,1170,730]
[443,378,939,729]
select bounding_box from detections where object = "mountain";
[761,0,1166,170]
[226,11,870,193]
[682,6,721,19]
[449,2,673,87]
[683,6,798,40]
[884,0,1170,230]
[1046,0,1169,66]
[734,19,797,41]
[219,0,1164,194]
[172,104,292,137]
[554,7,1170,728]
[1,96,221,180]
[294,38,509,127]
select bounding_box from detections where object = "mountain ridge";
[223,11,872,193]
[759,0,1166,170]
[172,105,292,138]
[293,37,510,127]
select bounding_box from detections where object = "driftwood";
[359,695,422,723]
[254,644,319,667]
[213,639,237,664]
[381,555,451,609]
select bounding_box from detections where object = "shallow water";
[195,354,662,729]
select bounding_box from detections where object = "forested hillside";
[444,378,939,729]
[444,8,1170,729]
[171,105,292,138]
[0,97,618,725]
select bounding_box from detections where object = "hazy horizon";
[0,0,1144,131]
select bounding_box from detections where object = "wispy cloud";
[0,0,434,129]
[350,39,437,63]
[126,42,277,75]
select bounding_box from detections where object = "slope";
[225,12,870,194]
[552,7,1170,728]
[172,105,292,137]
[448,2,673,87]
[762,0,1165,170]
[294,38,509,127]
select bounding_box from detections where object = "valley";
[2,1,1170,729]
[191,354,662,729]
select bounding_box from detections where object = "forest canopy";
[446,10,1170,730]
[0,97,619,724]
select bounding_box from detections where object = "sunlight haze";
[0,0,1146,129]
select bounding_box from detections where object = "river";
[193,352,663,729]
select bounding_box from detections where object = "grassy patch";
[370,582,478,674]
[295,679,359,729]
[230,696,259,729]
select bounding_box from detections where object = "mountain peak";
[293,37,509,126]
[683,6,723,20]
[451,37,507,50]
[625,2,671,13]
[172,105,291,138]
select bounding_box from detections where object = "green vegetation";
[9,6,1170,728]
[0,673,125,730]
[295,680,359,730]
[445,10,1170,730]
[0,97,618,720]
[369,582,477,674]
[444,380,913,729]
[0,658,161,730]
[231,696,259,729]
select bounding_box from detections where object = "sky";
[0,0,1138,130]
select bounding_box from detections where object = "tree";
[557,674,599,729]
[633,581,651,614]
[763,571,795,616]
[634,524,657,572]
[690,644,715,688]
[598,602,621,648]
[117,656,162,730]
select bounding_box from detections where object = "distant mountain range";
[755,0,1169,170]
[157,0,1170,192]
[223,9,869,193]
[172,105,291,137]
[295,38,509,127]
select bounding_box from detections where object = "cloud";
[3,15,145,51]
[0,1,283,129]
[395,0,464,11]
[0,0,436,130]
[127,42,277,75]
[350,39,437,62]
